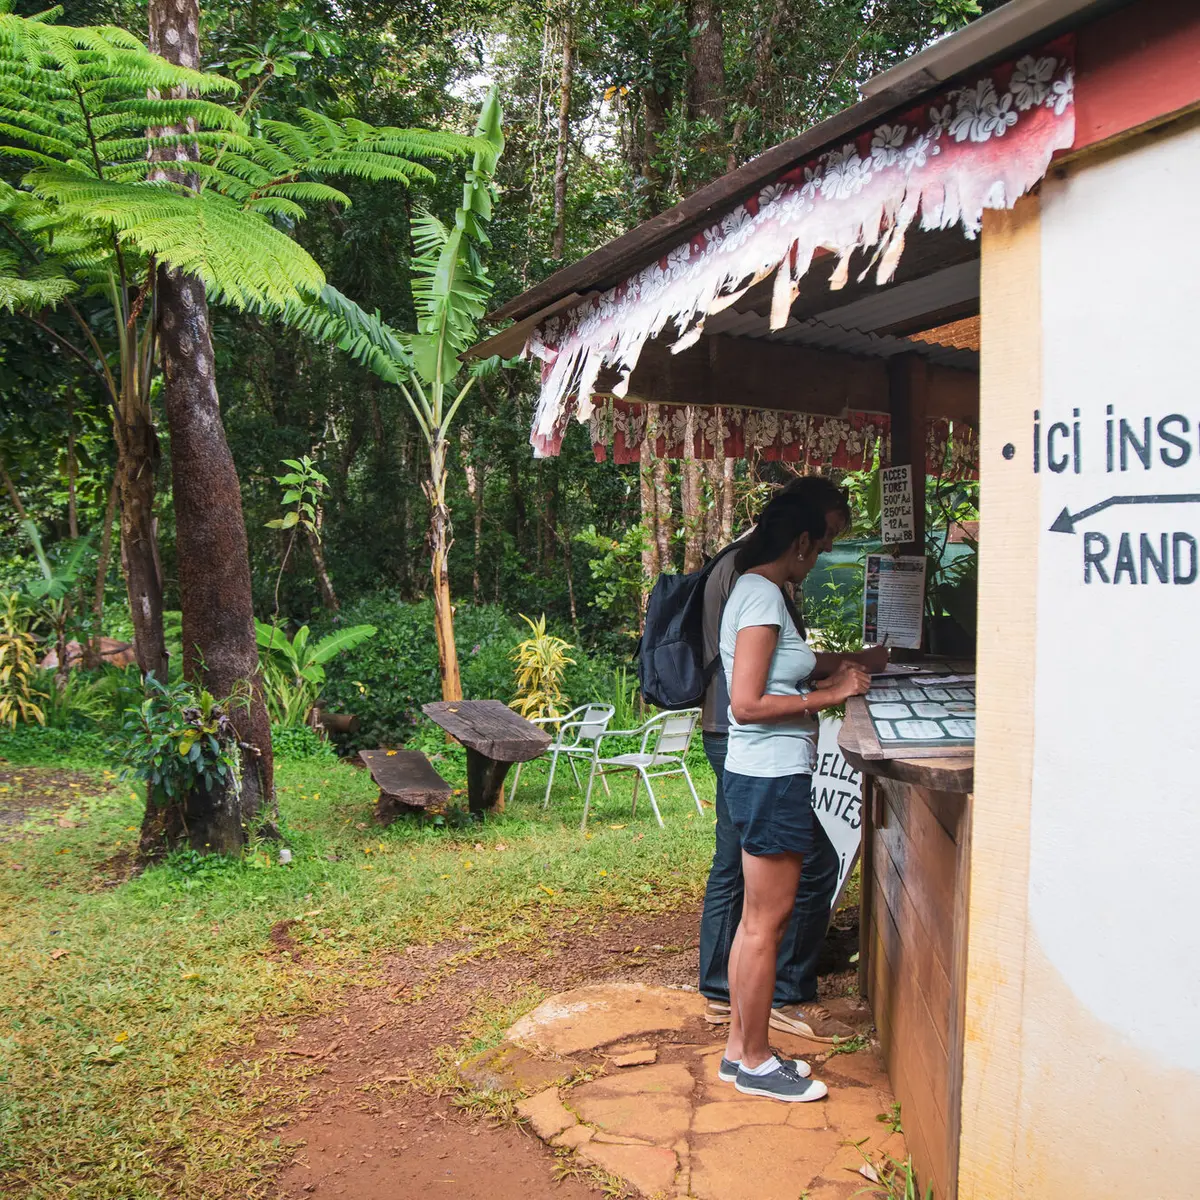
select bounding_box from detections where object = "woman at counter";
[717,490,871,1102]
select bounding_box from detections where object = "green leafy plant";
[852,1153,933,1200]
[575,523,648,641]
[255,620,377,728]
[265,454,329,617]
[510,614,574,719]
[0,592,46,727]
[116,676,252,806]
[33,667,111,728]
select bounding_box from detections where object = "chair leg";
[581,756,600,831]
[631,772,640,817]
[642,771,664,828]
[682,763,704,815]
[567,755,582,790]
[510,761,524,803]
[542,748,561,809]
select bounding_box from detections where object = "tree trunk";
[460,429,484,603]
[681,406,705,572]
[641,86,669,214]
[114,402,169,682]
[84,476,119,669]
[65,385,79,539]
[639,434,659,612]
[305,520,339,611]
[551,12,573,259]
[145,0,274,858]
[686,0,726,168]
[727,0,785,170]
[426,432,462,702]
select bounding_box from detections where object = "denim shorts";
[722,771,815,857]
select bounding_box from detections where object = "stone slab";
[578,1141,678,1197]
[506,983,702,1056]
[690,1125,842,1200]
[612,1048,658,1067]
[552,1123,596,1149]
[571,1094,692,1146]
[691,1100,791,1134]
[460,1042,572,1093]
[516,1088,576,1140]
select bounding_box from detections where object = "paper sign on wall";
[863,553,926,649]
[880,464,916,545]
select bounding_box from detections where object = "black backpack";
[638,546,809,712]
[637,547,736,710]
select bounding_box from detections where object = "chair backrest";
[647,708,699,764]
[575,704,614,742]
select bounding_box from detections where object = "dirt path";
[246,908,865,1199]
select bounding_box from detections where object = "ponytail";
[734,490,828,573]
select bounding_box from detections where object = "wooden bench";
[359,749,453,824]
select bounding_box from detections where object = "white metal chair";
[582,708,704,830]
[509,704,615,808]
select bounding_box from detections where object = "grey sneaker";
[719,1049,811,1082]
[704,999,732,1025]
[734,1058,828,1103]
[769,1003,855,1043]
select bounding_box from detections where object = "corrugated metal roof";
[704,260,980,370]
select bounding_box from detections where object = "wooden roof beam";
[596,334,977,421]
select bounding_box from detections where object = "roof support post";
[887,352,928,561]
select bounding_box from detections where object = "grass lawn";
[0,732,717,1198]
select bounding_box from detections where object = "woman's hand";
[812,660,871,705]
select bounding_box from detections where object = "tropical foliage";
[510,613,575,719]
[0,592,45,728]
[255,619,377,727]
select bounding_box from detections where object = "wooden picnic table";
[422,699,551,814]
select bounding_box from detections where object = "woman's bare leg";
[725,849,804,1068]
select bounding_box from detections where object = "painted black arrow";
[1050,493,1200,534]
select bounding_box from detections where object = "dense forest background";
[1,0,993,744]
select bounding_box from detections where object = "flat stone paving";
[471,983,907,1199]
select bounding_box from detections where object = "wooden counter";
[839,699,973,1200]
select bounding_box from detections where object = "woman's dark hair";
[735,489,829,573]
[779,475,851,527]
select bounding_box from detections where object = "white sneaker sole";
[734,1077,828,1103]
[769,1011,837,1043]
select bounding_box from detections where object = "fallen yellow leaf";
[181,972,200,980]
[608,824,626,831]
[114,1032,128,1043]
[49,948,69,961]
[313,792,320,800]
[440,873,451,880]
[385,750,398,757]
[598,870,608,877]
[539,884,555,896]
[463,861,473,871]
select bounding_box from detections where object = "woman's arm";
[812,645,890,678]
[729,626,870,725]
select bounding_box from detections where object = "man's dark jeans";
[698,731,838,1006]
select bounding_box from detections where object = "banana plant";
[255,619,376,728]
[281,88,505,703]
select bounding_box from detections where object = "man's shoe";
[718,1049,811,1083]
[704,999,731,1025]
[769,1003,855,1043]
[734,1059,828,1103]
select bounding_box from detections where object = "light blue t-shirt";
[719,573,819,778]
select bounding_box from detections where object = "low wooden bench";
[359,749,453,823]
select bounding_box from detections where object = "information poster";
[862,554,926,649]
[880,464,916,544]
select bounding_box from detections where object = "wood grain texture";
[956,196,1042,1200]
[359,750,452,820]
[868,779,970,1200]
[423,701,551,762]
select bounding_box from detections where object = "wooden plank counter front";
[839,699,973,1200]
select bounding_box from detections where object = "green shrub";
[270,724,336,761]
[0,724,111,766]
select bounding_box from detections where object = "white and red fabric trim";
[526,38,1075,458]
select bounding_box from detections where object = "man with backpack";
[698,476,888,1041]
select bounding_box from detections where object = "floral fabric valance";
[588,400,979,480]
[527,37,1075,457]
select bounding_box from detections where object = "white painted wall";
[1032,122,1200,1071]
